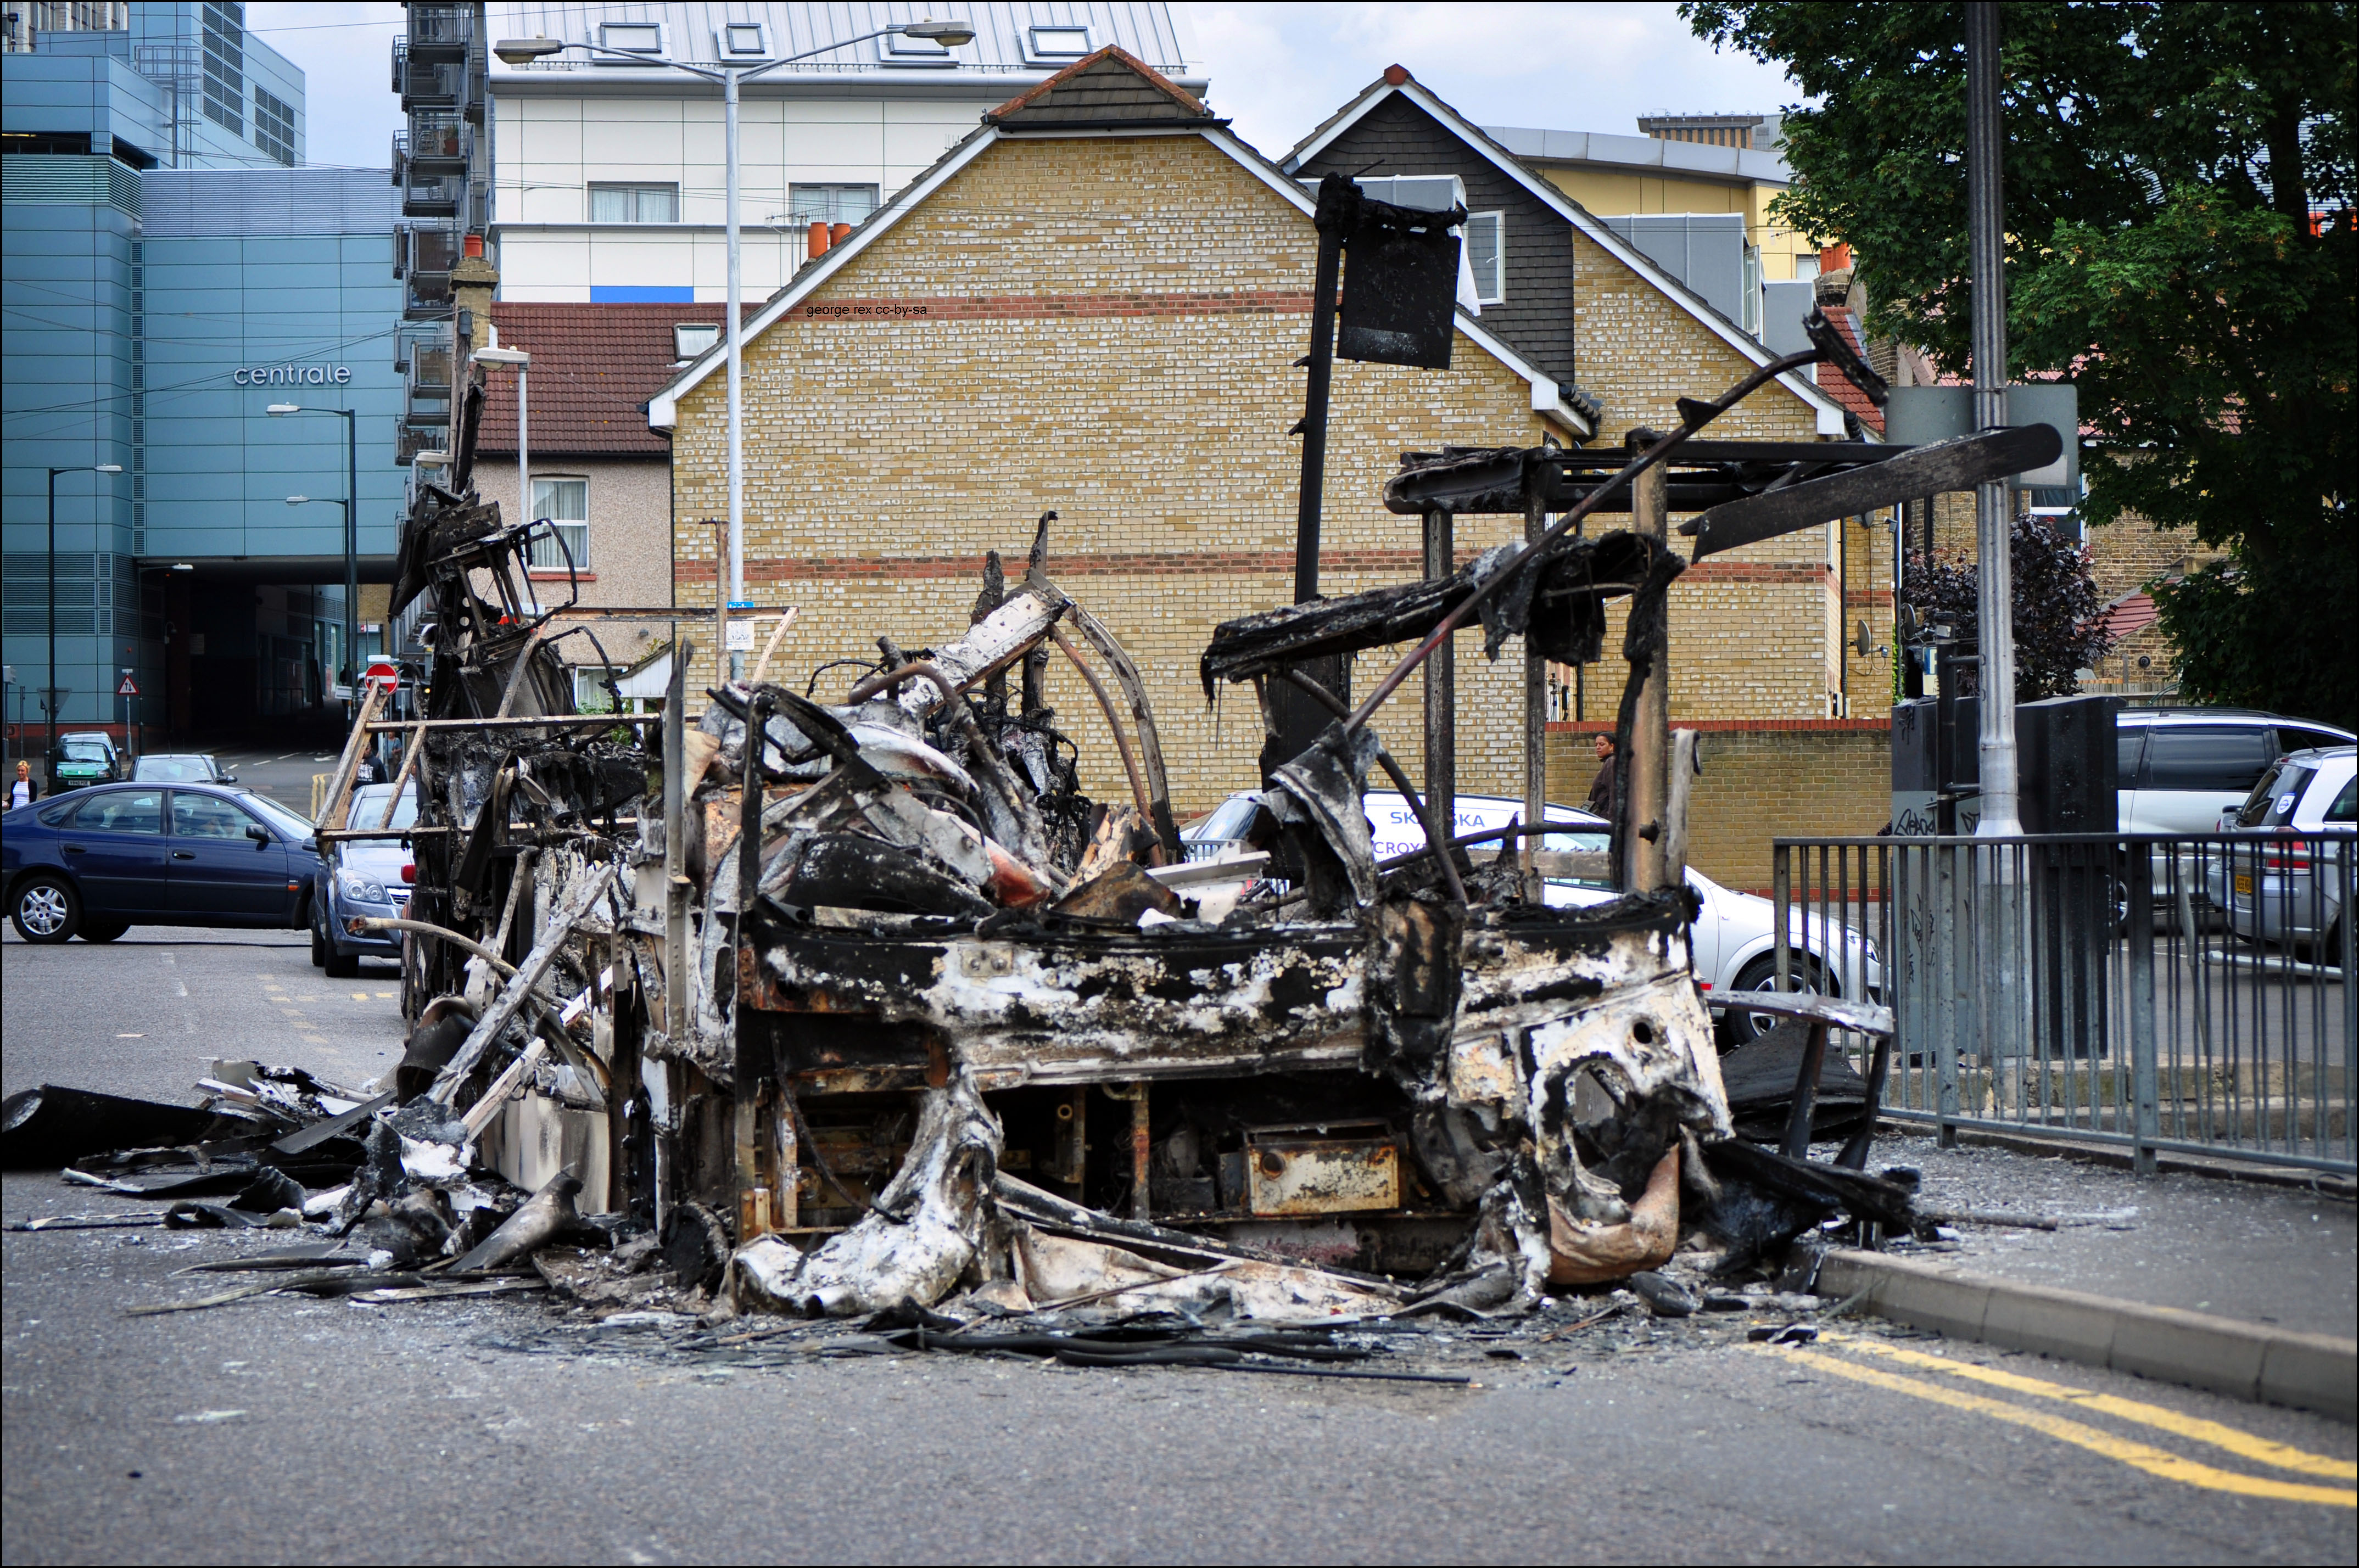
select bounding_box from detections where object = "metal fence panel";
[1770,832,2354,1176]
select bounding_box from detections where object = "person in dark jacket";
[1584,731,1619,821]
[8,760,36,810]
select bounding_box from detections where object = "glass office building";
[4,5,404,748]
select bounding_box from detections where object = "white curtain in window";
[530,477,589,570]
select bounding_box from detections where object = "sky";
[261,2,1803,172]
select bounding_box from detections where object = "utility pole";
[1966,1,2021,835]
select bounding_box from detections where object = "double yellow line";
[1758,1334,2355,1508]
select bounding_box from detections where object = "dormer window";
[597,22,665,60]
[1026,24,1092,61]
[673,322,719,360]
[718,23,768,58]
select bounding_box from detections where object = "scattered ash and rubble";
[4,309,1939,1365]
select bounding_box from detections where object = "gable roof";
[1283,68,1853,435]
[478,301,744,456]
[647,49,1593,439]
[985,44,1217,127]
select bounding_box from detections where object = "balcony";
[398,222,463,313]
[406,109,472,172]
[402,331,454,424]
[402,161,467,218]
[395,421,448,468]
[404,2,473,61]
[394,39,480,116]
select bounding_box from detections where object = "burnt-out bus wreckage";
[6,182,2062,1330]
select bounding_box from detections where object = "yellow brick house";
[646,48,1859,826]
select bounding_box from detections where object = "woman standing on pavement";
[8,760,35,809]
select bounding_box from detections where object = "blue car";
[2,781,324,944]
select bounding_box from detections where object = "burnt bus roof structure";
[3,254,1992,1330]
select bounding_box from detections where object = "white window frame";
[786,182,880,228]
[715,21,769,60]
[573,666,620,713]
[595,21,668,62]
[1025,24,1094,63]
[673,322,719,361]
[882,27,957,64]
[588,182,679,223]
[1463,210,1505,305]
[529,476,589,572]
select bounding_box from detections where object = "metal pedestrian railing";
[1769,832,2355,1176]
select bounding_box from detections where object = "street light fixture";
[491,19,977,675]
[267,401,361,709]
[44,462,123,779]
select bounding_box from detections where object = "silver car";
[2206,747,2355,954]
[311,781,418,978]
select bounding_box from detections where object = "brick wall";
[1546,718,1891,893]
[666,131,1851,817]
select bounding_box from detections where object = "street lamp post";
[46,462,123,780]
[268,402,360,709]
[1965,2,2021,837]
[493,19,977,679]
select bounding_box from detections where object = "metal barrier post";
[1773,842,1791,993]
[2127,858,2157,1174]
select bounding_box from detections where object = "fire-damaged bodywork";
[9,309,1922,1330]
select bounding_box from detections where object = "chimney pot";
[463,233,484,258]
[808,220,830,259]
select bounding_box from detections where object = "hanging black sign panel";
[1336,205,1460,370]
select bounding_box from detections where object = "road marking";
[1761,1346,2356,1508]
[351,991,370,1001]
[1829,1335,2356,1481]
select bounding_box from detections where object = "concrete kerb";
[1815,1250,2358,1425]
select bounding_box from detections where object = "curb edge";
[1816,1249,2357,1425]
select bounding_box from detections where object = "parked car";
[2,781,323,943]
[1183,789,1881,1044]
[48,731,124,792]
[2204,746,2355,955]
[2116,708,2354,915]
[311,780,417,977]
[131,753,236,784]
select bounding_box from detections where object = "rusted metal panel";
[1244,1123,1401,1216]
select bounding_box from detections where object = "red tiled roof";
[476,302,748,457]
[1820,306,1885,435]
[2098,591,2159,641]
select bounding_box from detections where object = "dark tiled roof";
[477,302,746,457]
[1819,307,1886,435]
[986,46,1214,126]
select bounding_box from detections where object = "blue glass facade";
[4,12,408,745]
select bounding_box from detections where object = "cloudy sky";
[261,2,1803,171]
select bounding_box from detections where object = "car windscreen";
[2235,763,2313,828]
[238,791,317,842]
[135,757,211,781]
[60,741,110,763]
[348,783,419,831]
[1186,796,1260,842]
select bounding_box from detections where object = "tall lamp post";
[267,402,360,709]
[46,462,123,777]
[493,18,977,679]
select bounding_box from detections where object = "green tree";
[1685,1,2356,726]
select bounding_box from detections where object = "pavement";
[4,927,2356,1561]
[1862,1132,2356,1341]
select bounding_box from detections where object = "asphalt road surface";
[5,928,2355,1564]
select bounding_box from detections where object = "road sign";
[116,673,139,697]
[362,661,400,691]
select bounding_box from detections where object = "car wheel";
[1723,953,1830,1048]
[310,913,328,968]
[10,875,81,944]
[325,943,360,979]
[79,919,129,943]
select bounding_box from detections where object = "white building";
[484,2,1204,303]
